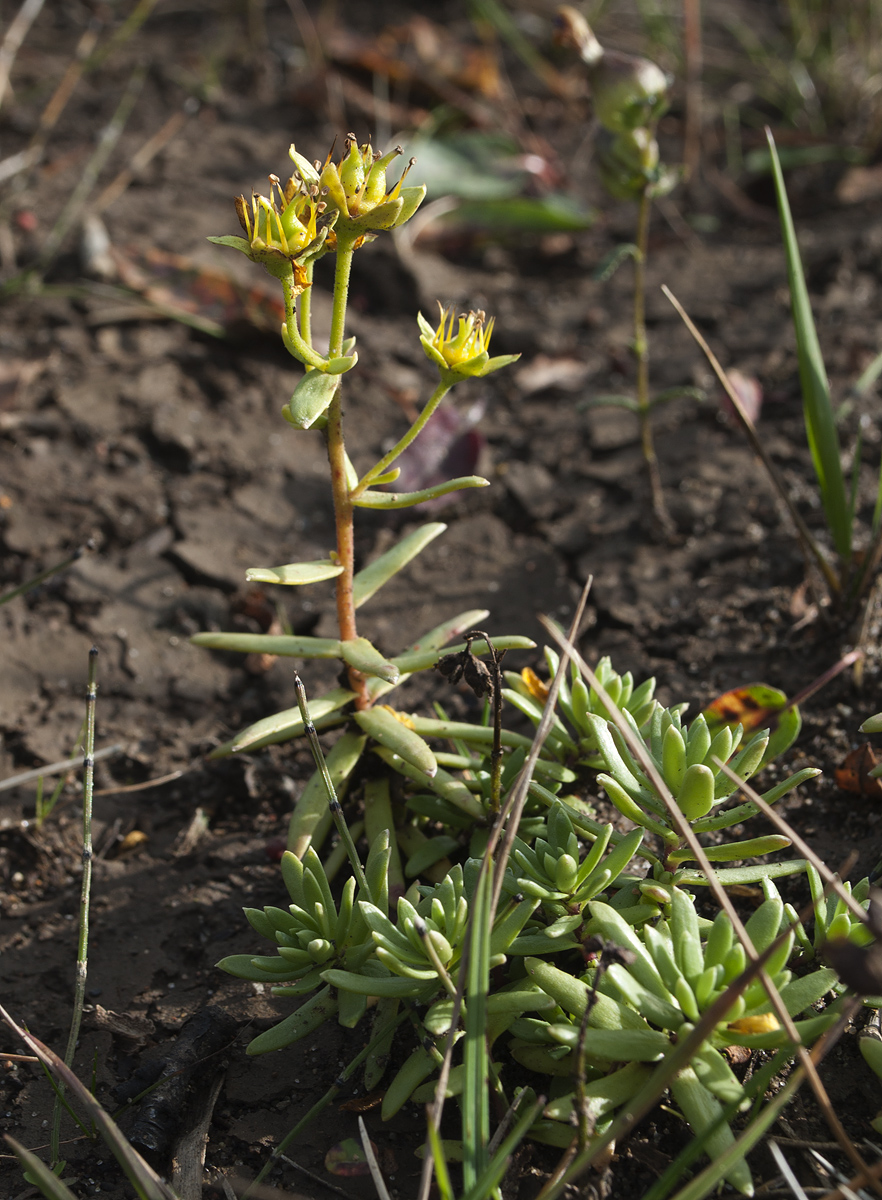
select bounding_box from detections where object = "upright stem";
[51,646,98,1166]
[299,258,314,347]
[634,186,673,535]
[325,239,368,705]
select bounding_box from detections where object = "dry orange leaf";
[835,744,882,799]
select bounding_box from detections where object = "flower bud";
[591,52,670,134]
[316,136,425,239]
[417,304,519,381]
[339,136,366,205]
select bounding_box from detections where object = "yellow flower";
[210,166,332,284]
[727,1013,780,1036]
[521,667,550,704]
[418,305,519,381]
[315,134,426,240]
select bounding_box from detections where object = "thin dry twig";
[682,0,703,183]
[0,0,45,112]
[0,0,158,190]
[714,755,870,929]
[0,22,100,188]
[662,283,840,597]
[416,583,592,1200]
[35,68,146,272]
[0,744,121,794]
[489,579,593,916]
[93,108,191,214]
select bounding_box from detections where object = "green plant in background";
[555,7,694,534]
[722,0,882,148]
[667,131,882,619]
[767,130,882,612]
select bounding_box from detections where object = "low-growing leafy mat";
[2,1,882,1196]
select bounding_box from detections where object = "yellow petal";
[521,666,550,703]
[727,1013,779,1035]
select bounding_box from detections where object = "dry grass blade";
[357,1116,392,1200]
[814,1151,882,1200]
[415,583,592,1200]
[539,617,882,1198]
[489,578,593,916]
[661,283,840,597]
[712,756,870,929]
[94,768,185,797]
[0,744,121,794]
[94,109,190,214]
[0,0,45,112]
[35,68,146,272]
[769,1138,812,1200]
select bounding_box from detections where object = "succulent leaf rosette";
[503,650,658,768]
[524,883,839,1193]
[588,701,818,873]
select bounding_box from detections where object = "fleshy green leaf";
[246,986,338,1054]
[354,706,438,777]
[207,234,252,254]
[668,834,792,864]
[283,370,339,430]
[340,637,400,683]
[353,523,446,608]
[245,560,344,586]
[191,632,343,657]
[223,686,355,754]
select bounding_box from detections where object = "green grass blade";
[4,1137,79,1200]
[849,426,863,526]
[426,1118,455,1200]
[462,1093,544,1200]
[0,543,91,607]
[768,128,851,566]
[462,860,492,1191]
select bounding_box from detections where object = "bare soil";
[3,3,882,1198]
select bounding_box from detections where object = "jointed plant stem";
[50,646,98,1167]
[634,186,672,534]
